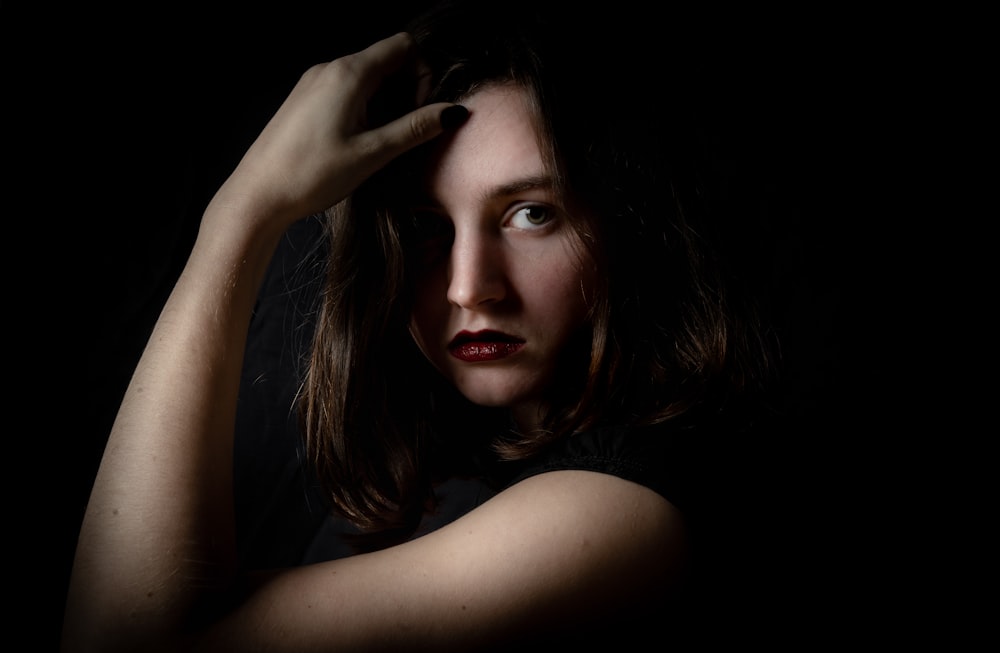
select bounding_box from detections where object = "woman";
[63,1,774,650]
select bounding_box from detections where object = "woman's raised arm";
[61,32,464,652]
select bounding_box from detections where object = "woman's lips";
[448,330,525,362]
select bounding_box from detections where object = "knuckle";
[298,62,325,84]
[326,56,357,82]
[353,131,385,162]
[302,55,360,87]
[357,132,379,156]
[408,111,433,141]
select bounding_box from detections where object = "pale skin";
[409,83,596,430]
[62,32,687,652]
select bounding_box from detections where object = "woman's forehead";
[420,84,549,205]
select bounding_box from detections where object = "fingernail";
[440,105,469,130]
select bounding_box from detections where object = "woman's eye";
[509,205,553,229]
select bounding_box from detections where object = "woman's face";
[408,84,594,430]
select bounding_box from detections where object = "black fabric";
[496,421,697,510]
[301,420,708,562]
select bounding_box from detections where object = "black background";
[14,1,927,648]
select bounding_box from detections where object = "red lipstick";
[448,330,525,362]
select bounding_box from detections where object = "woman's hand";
[207,31,464,234]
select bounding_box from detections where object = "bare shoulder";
[204,471,687,652]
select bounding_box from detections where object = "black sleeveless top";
[495,421,699,511]
[296,410,754,562]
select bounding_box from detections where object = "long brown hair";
[301,0,775,546]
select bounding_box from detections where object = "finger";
[358,102,469,169]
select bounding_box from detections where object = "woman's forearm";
[63,207,285,651]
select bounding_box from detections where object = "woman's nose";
[447,228,506,309]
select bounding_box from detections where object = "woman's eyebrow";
[413,174,556,209]
[479,174,554,203]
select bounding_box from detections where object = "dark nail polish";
[440,105,469,130]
